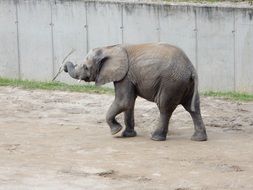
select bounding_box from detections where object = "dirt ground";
[0,86,253,190]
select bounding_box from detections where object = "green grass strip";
[0,77,113,94]
[1,78,253,101]
[203,91,253,102]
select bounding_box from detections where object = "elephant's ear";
[94,45,129,86]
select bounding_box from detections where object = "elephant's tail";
[190,70,198,112]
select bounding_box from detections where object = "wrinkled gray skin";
[64,43,207,141]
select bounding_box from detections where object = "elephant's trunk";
[64,61,79,80]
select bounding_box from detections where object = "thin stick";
[52,49,76,81]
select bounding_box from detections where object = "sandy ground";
[0,86,253,190]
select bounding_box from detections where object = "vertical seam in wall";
[50,1,55,79]
[120,3,124,43]
[194,8,198,73]
[85,2,89,53]
[156,5,160,42]
[233,9,236,92]
[15,1,21,80]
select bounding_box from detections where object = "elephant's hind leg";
[151,87,180,141]
[189,111,207,141]
[151,111,170,141]
[151,105,177,141]
[182,93,207,141]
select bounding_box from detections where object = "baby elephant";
[64,43,207,141]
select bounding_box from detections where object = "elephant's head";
[64,45,129,85]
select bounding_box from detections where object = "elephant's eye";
[83,65,88,71]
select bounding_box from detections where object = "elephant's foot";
[191,131,207,141]
[122,129,137,137]
[151,130,167,141]
[110,124,123,135]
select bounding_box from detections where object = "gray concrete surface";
[0,1,19,79]
[0,0,253,92]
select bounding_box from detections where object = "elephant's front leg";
[106,101,125,135]
[107,79,137,136]
[122,107,137,137]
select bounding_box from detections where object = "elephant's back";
[125,43,181,62]
[126,43,193,84]
[125,43,194,101]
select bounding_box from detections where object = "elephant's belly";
[134,79,161,102]
[128,60,179,102]
[128,70,162,102]
[136,87,156,102]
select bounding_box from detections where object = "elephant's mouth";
[82,76,90,82]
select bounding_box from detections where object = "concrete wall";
[0,0,253,92]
